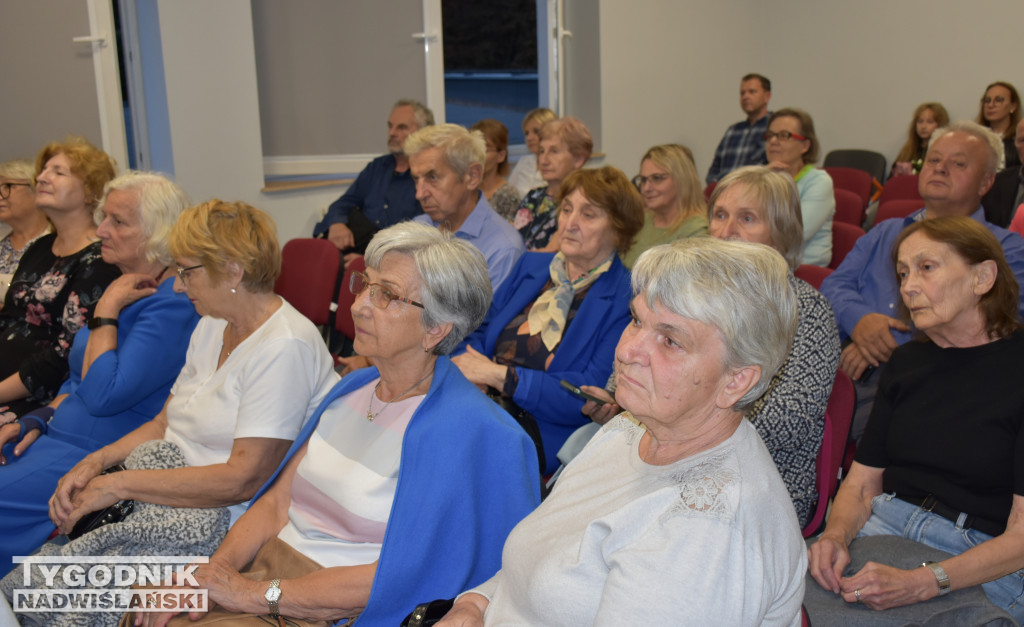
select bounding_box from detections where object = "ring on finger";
[855,588,862,601]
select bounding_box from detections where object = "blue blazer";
[460,252,632,473]
[252,357,540,627]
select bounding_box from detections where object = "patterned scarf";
[527,251,614,350]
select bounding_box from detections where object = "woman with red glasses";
[765,108,835,267]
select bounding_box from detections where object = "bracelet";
[88,317,119,330]
[922,561,951,596]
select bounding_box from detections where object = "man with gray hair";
[822,120,1024,436]
[408,123,524,291]
[313,99,434,253]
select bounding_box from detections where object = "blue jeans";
[861,493,1024,621]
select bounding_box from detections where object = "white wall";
[597,0,1021,180]
[150,0,1021,244]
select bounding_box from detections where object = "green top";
[620,213,709,268]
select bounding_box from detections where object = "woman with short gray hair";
[0,159,50,294]
[132,221,540,626]
[438,237,807,626]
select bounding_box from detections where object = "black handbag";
[67,464,135,540]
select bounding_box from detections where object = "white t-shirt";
[474,415,807,626]
[165,299,338,522]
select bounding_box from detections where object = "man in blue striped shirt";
[705,74,773,184]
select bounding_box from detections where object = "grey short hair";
[631,238,797,410]
[929,120,1005,174]
[95,171,190,265]
[364,221,491,355]
[708,166,804,269]
[0,159,36,190]
[404,124,486,179]
[393,98,435,130]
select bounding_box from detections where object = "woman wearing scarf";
[453,166,643,474]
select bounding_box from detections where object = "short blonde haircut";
[709,166,804,269]
[404,123,486,179]
[540,117,593,162]
[96,172,190,266]
[0,159,36,190]
[169,199,281,293]
[522,107,557,130]
[35,136,117,207]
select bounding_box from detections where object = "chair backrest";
[877,174,922,207]
[823,149,888,187]
[703,180,717,201]
[824,166,872,209]
[794,264,834,290]
[802,369,855,538]
[875,199,922,225]
[828,222,865,270]
[335,255,367,340]
[833,187,865,227]
[274,238,341,326]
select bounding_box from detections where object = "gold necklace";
[366,369,433,421]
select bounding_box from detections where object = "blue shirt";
[705,113,771,184]
[821,207,1024,343]
[414,192,524,291]
[312,154,421,236]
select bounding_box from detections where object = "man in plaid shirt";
[705,74,773,184]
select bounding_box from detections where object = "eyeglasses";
[983,96,1008,105]
[176,264,203,282]
[632,173,671,189]
[0,182,30,200]
[763,131,808,142]
[350,271,424,310]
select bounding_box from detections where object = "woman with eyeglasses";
[0,172,200,568]
[976,81,1021,171]
[48,200,337,545]
[129,221,539,627]
[0,138,120,420]
[454,166,643,474]
[621,144,708,268]
[765,108,834,267]
[0,159,50,301]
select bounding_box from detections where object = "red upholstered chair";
[334,255,367,342]
[794,264,833,290]
[877,174,923,207]
[703,181,717,201]
[825,166,872,210]
[875,199,922,225]
[274,238,341,328]
[833,188,865,227]
[803,370,856,538]
[828,223,865,270]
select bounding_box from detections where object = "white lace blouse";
[471,415,807,626]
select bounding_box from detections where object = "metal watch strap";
[923,561,951,596]
[266,578,282,615]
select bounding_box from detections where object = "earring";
[231,287,237,294]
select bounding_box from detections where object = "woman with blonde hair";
[622,144,708,268]
[508,107,557,196]
[892,102,949,176]
[0,138,119,418]
[0,159,50,299]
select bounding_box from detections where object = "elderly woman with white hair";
[0,159,50,299]
[438,237,807,626]
[0,171,200,569]
[136,221,540,627]
[0,172,200,568]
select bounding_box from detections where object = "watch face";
[265,587,282,603]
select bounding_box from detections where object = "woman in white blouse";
[49,199,337,529]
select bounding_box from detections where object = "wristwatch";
[264,578,282,616]
[922,561,951,596]
[88,317,119,330]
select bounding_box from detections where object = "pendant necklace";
[366,369,433,421]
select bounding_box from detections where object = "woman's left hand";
[0,421,41,465]
[839,561,938,610]
[58,472,124,534]
[452,347,508,391]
